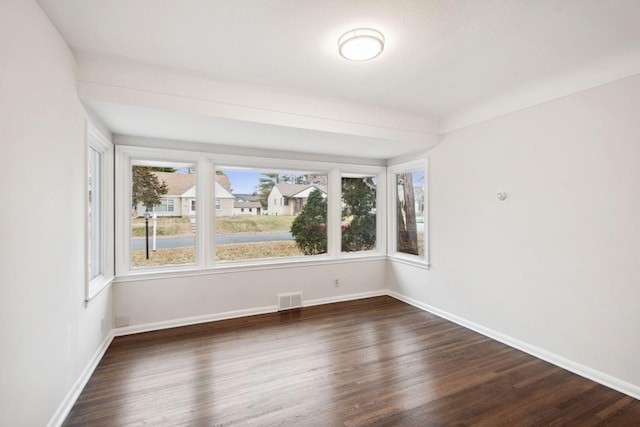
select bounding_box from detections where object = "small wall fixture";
[338,28,385,61]
[496,191,508,201]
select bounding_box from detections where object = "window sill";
[387,255,430,270]
[86,274,115,303]
[115,253,388,283]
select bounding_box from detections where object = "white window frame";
[387,158,429,267]
[116,146,205,276]
[214,163,332,263]
[336,168,386,258]
[116,145,386,278]
[86,123,114,301]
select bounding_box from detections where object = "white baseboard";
[387,290,640,401]
[113,290,388,337]
[112,305,278,337]
[47,331,114,427]
[304,290,388,308]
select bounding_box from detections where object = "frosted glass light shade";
[338,28,385,61]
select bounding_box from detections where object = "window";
[130,162,197,269]
[390,161,428,263]
[215,166,328,262]
[116,145,385,276]
[87,124,114,300]
[153,199,175,213]
[88,147,102,280]
[341,174,377,253]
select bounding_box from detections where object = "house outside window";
[215,166,328,262]
[116,145,385,276]
[130,162,197,268]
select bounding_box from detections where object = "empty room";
[2,1,640,426]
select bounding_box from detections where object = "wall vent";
[114,315,130,328]
[278,292,303,311]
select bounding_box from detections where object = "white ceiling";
[36,0,640,160]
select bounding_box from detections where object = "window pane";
[215,167,327,262]
[396,169,425,256]
[131,164,196,268]
[89,148,102,279]
[341,174,377,253]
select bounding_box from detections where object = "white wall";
[389,74,640,396]
[0,2,112,426]
[114,260,386,330]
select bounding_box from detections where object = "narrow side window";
[87,125,114,301]
[88,147,102,279]
[394,167,426,259]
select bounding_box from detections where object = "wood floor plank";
[62,296,640,426]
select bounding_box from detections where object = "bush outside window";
[214,167,328,262]
[341,174,377,253]
[116,146,387,275]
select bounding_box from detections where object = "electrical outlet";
[333,278,340,287]
[100,317,106,333]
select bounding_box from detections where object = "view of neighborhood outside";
[130,165,384,268]
[131,164,197,268]
[214,167,328,262]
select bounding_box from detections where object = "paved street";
[132,231,293,250]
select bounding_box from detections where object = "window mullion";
[327,168,341,257]
[198,158,213,268]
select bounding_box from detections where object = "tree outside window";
[396,169,425,256]
[130,164,196,268]
[341,176,376,253]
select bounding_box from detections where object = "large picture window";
[115,146,385,276]
[214,166,328,262]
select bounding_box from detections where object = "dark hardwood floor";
[63,296,640,426]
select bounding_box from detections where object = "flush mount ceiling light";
[338,28,385,61]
